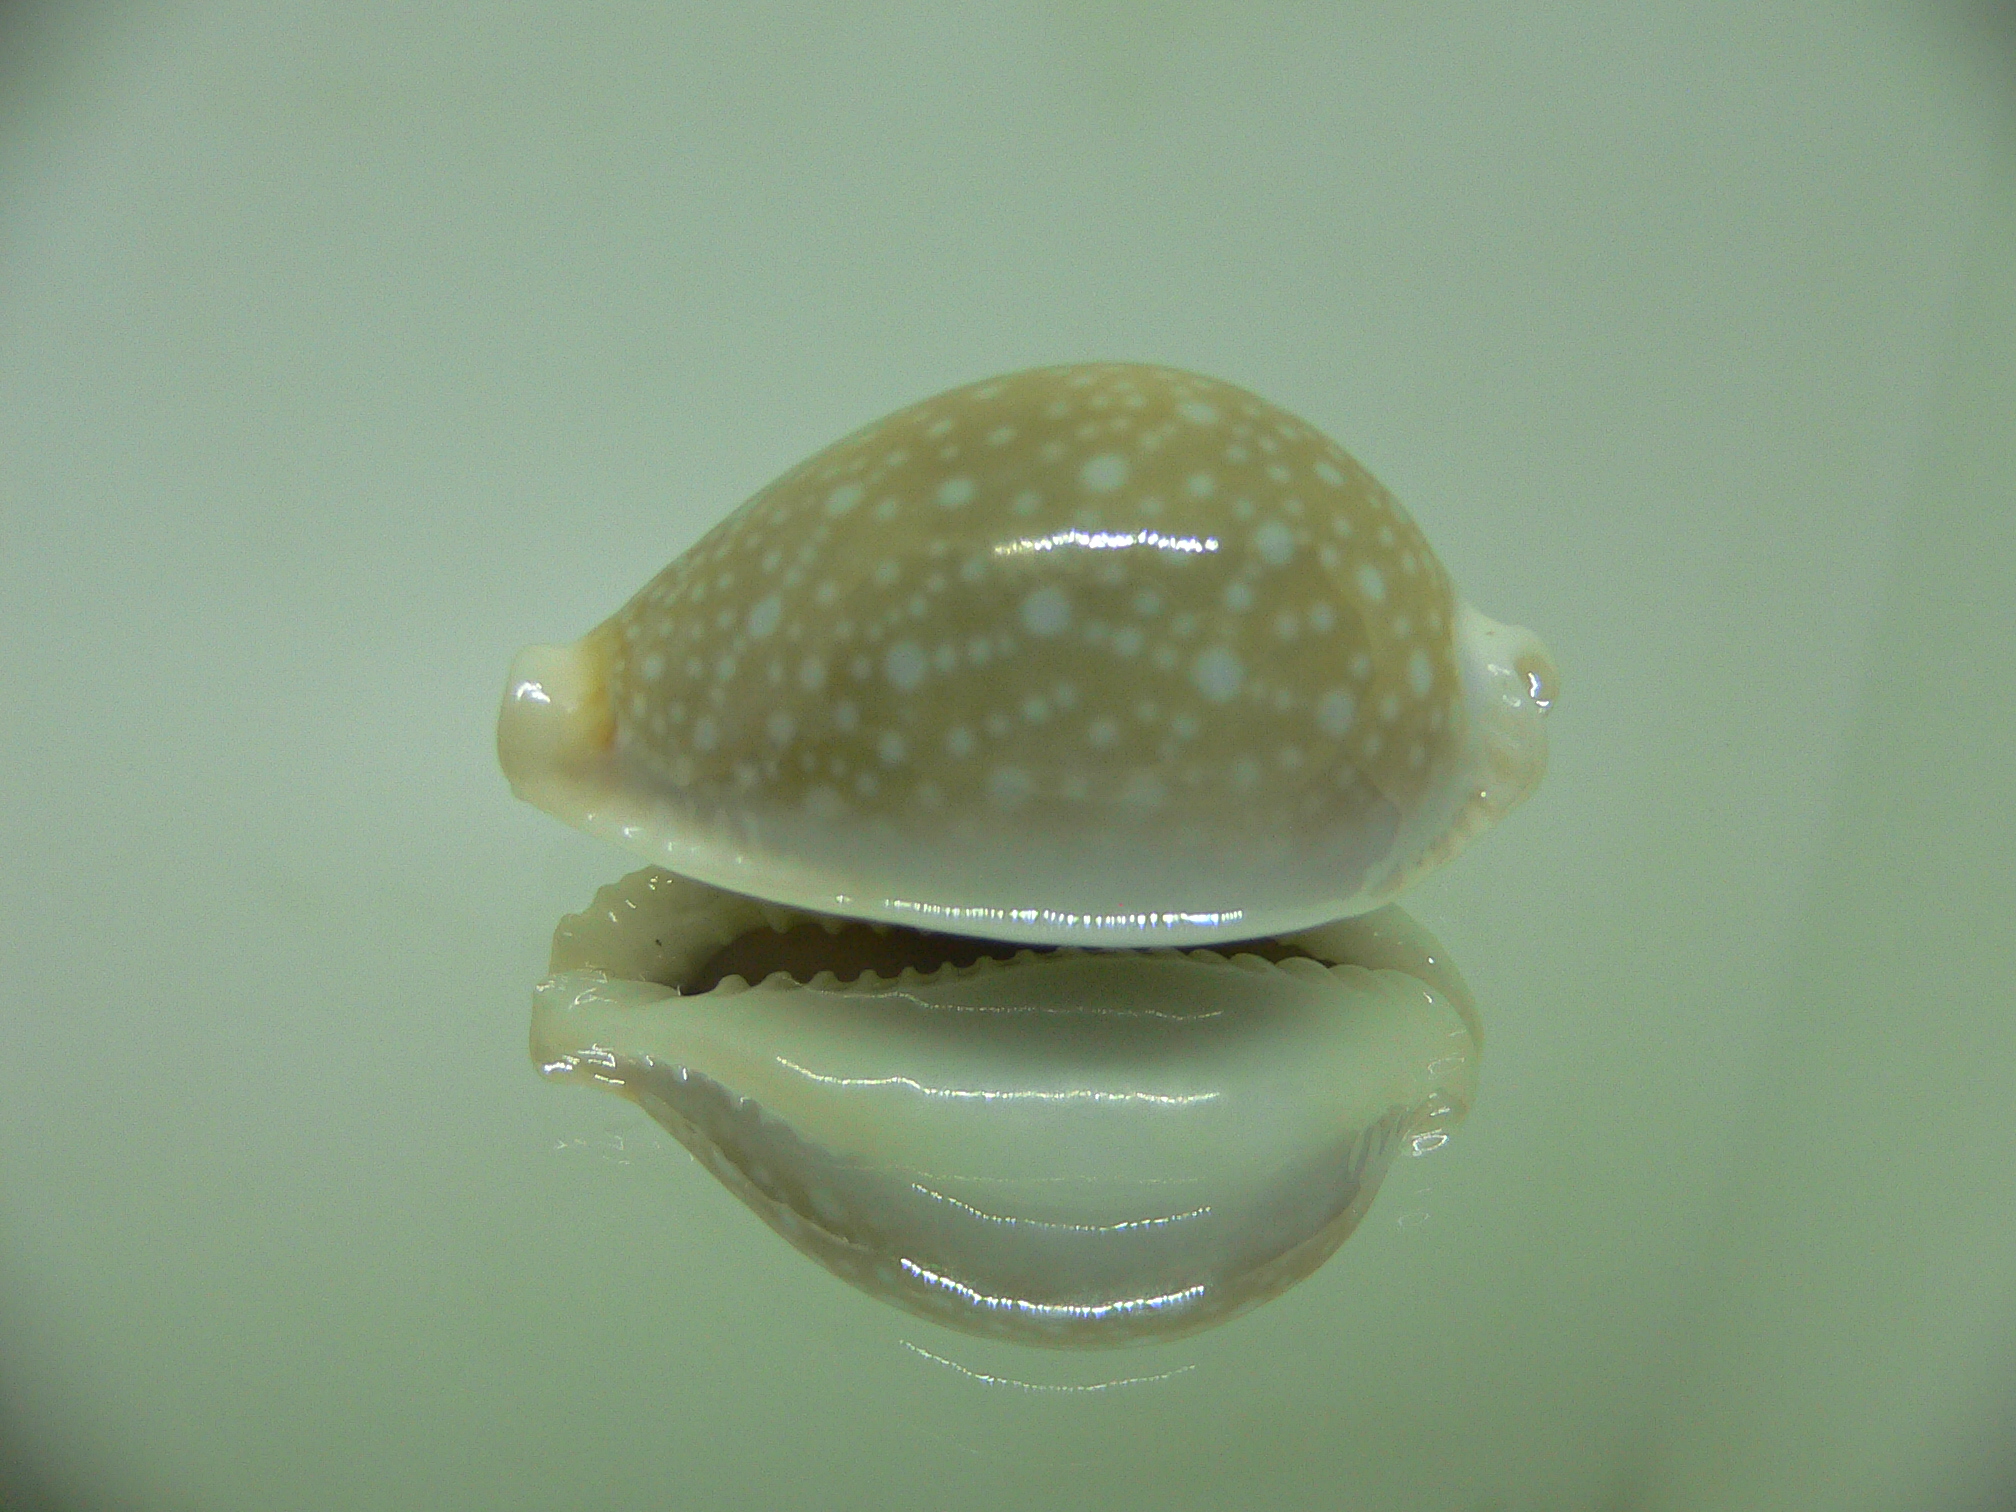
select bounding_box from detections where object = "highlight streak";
[900,1341,1198,1394]
[881,899,1246,933]
[993,529,1219,556]
[772,1058,1215,1107]
[909,1183,1213,1233]
[899,1258,1207,1321]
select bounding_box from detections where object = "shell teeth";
[1228,952,1275,973]
[757,901,800,934]
[947,951,1011,980]
[806,969,841,990]
[1276,956,1332,981]
[760,969,797,990]
[1187,948,1229,965]
[713,973,751,996]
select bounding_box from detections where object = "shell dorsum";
[500,363,1554,945]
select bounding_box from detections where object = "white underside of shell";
[498,605,1549,947]
[532,868,1480,1347]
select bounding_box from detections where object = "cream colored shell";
[500,363,1554,945]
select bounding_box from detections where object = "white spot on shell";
[746,594,783,639]
[1021,586,1072,637]
[1408,646,1434,698]
[1179,400,1219,425]
[824,483,863,516]
[936,476,975,508]
[884,640,927,691]
[1356,563,1386,603]
[1192,646,1244,703]
[1254,522,1295,567]
[1316,690,1357,736]
[1081,453,1129,492]
[989,767,1034,808]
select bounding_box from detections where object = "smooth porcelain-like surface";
[500,364,1554,945]
[11,6,2008,1508]
[532,868,1480,1346]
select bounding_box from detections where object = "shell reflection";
[533,868,1481,1346]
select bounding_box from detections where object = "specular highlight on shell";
[500,363,1554,944]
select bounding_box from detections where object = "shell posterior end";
[497,630,618,806]
[1377,605,1555,898]
[1455,603,1556,821]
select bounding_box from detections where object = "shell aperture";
[533,868,1480,1347]
[500,364,1555,945]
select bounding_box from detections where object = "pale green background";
[3,3,2012,1509]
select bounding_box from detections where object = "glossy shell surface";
[500,364,1554,945]
[533,868,1480,1347]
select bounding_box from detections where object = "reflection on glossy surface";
[499,364,1554,946]
[532,869,1481,1346]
